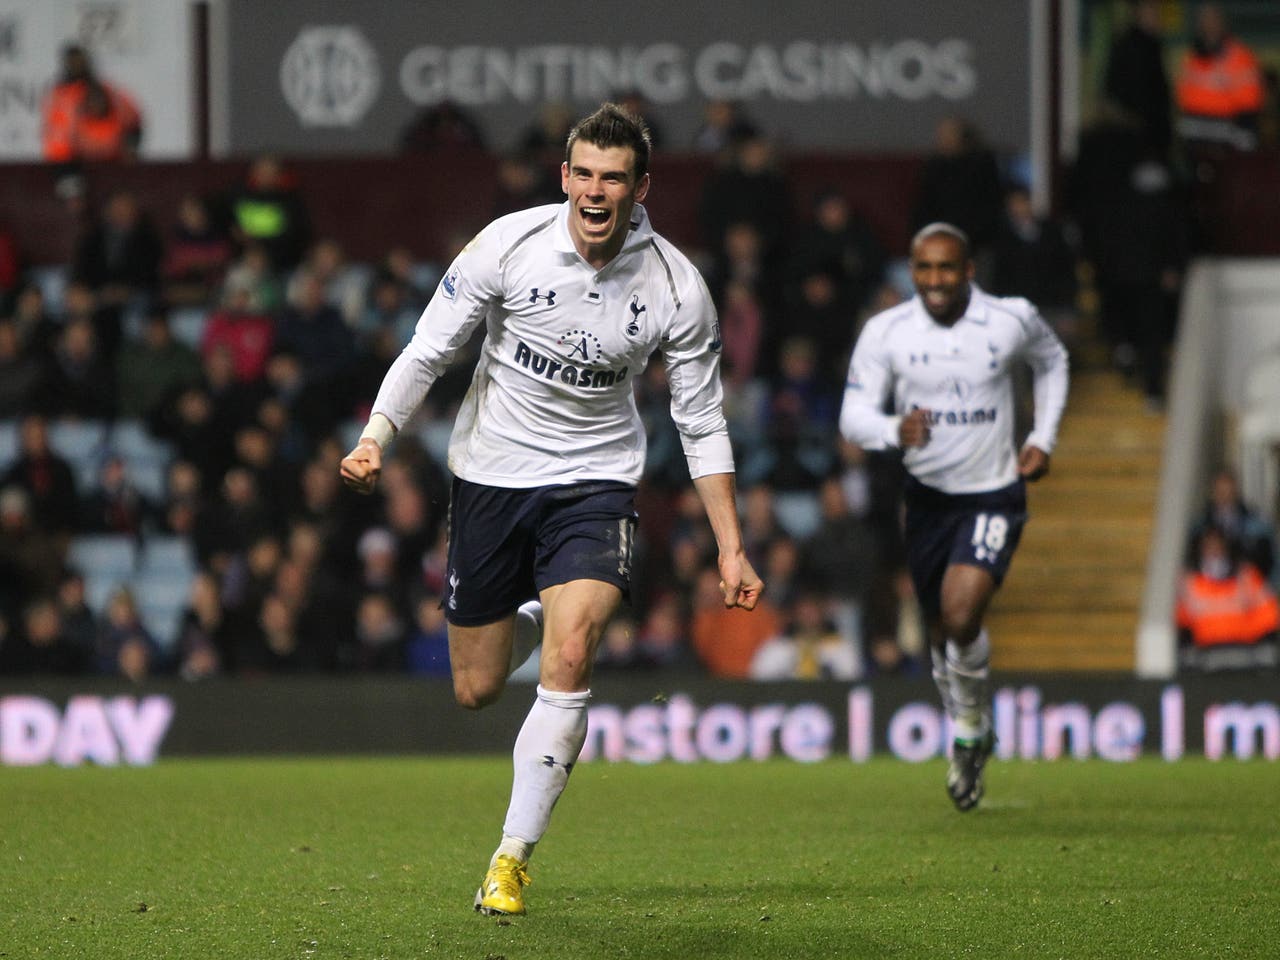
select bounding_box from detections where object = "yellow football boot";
[473,855,531,916]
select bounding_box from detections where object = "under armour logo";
[541,755,575,773]
[988,342,1000,370]
[529,288,556,306]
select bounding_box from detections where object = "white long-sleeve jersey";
[839,285,1070,495]
[370,202,733,488]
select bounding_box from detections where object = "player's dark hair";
[565,103,652,180]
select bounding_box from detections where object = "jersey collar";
[552,202,655,260]
[915,282,990,328]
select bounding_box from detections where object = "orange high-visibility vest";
[1176,39,1264,118]
[41,80,141,162]
[1176,565,1280,647]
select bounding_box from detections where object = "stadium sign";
[214,0,1031,155]
[1,679,1278,766]
[0,694,172,766]
[0,0,195,159]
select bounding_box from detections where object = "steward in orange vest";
[1175,4,1263,149]
[41,44,142,163]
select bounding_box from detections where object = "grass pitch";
[2,756,1278,959]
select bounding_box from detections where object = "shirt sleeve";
[839,317,902,450]
[1018,306,1071,454]
[370,228,502,430]
[661,269,734,479]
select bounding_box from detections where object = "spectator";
[55,569,98,670]
[1175,3,1264,153]
[0,318,46,417]
[1189,468,1276,584]
[287,238,367,327]
[227,155,312,272]
[788,188,886,313]
[749,590,860,681]
[1177,525,1279,672]
[79,453,158,536]
[910,116,1003,271]
[759,337,839,490]
[716,279,765,388]
[221,242,285,314]
[399,100,487,152]
[44,316,116,419]
[690,566,782,678]
[71,188,163,311]
[174,570,225,680]
[2,414,80,538]
[700,134,790,276]
[492,151,563,219]
[0,486,65,608]
[161,193,234,306]
[593,613,643,671]
[41,44,142,164]
[0,598,83,675]
[9,284,60,362]
[516,101,573,166]
[405,594,451,677]
[274,268,356,392]
[201,282,276,384]
[691,99,758,156]
[1104,0,1173,155]
[1070,115,1187,406]
[157,459,203,537]
[0,221,19,313]
[116,309,203,419]
[989,185,1079,347]
[633,592,697,670]
[617,90,663,149]
[95,587,163,680]
[800,476,884,621]
[352,591,406,671]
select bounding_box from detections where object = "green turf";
[2,757,1278,959]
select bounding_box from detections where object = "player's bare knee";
[940,609,982,646]
[453,674,504,710]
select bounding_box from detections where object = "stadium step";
[988,367,1161,673]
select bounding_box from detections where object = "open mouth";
[581,206,610,229]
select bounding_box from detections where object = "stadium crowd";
[3,2,1275,681]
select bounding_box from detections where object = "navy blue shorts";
[443,478,638,627]
[902,477,1027,618]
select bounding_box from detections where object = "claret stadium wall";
[1,676,1278,766]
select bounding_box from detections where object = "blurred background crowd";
[1,1,1278,682]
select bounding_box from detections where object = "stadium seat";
[132,571,193,651]
[137,534,196,581]
[0,418,18,472]
[169,306,210,350]
[109,420,175,501]
[416,420,453,467]
[772,490,823,540]
[67,534,139,613]
[26,264,70,314]
[48,420,110,493]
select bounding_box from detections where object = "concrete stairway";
[986,368,1165,672]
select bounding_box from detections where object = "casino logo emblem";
[280,26,380,127]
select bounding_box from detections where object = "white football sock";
[946,629,991,742]
[510,600,544,676]
[930,645,954,720]
[501,684,590,849]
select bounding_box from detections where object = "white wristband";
[360,412,397,450]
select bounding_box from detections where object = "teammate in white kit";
[340,104,763,913]
[840,222,1068,810]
